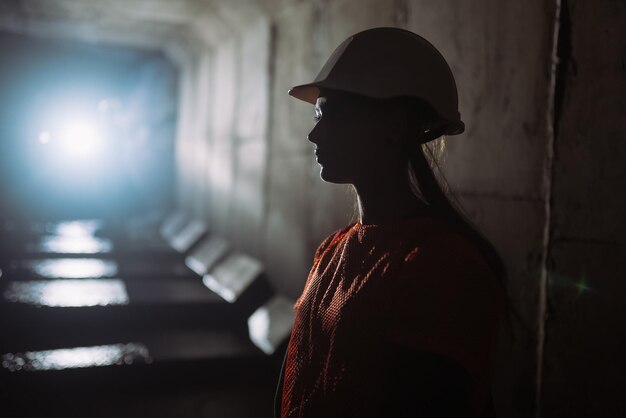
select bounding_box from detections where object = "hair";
[397,97,508,280]
[394,96,515,339]
[412,138,508,282]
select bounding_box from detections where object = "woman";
[276,27,506,418]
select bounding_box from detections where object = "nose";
[307,120,322,145]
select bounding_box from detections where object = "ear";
[387,106,410,147]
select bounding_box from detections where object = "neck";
[353,167,429,225]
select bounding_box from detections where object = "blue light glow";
[38,130,51,144]
[0,33,179,221]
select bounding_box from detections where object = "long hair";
[398,96,516,339]
[410,138,508,286]
[387,97,506,281]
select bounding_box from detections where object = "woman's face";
[307,89,406,185]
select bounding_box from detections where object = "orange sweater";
[281,216,504,418]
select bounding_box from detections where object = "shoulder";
[394,220,505,316]
[399,218,494,277]
[313,223,354,262]
[389,222,506,379]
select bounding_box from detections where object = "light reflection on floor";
[1,343,151,372]
[25,258,119,279]
[3,279,129,307]
[45,220,104,237]
[33,235,113,254]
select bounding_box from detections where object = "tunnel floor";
[0,216,283,418]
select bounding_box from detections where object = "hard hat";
[288,27,465,138]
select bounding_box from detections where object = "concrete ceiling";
[0,0,283,60]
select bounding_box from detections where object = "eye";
[314,96,326,123]
[314,109,322,123]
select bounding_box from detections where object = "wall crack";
[536,0,571,416]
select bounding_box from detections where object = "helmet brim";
[288,84,321,105]
[288,83,465,137]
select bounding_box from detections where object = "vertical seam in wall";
[205,49,215,228]
[262,21,278,263]
[536,0,562,416]
[199,53,211,220]
[178,49,197,212]
[230,37,242,237]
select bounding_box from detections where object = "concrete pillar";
[540,1,626,416]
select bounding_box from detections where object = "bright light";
[26,258,119,279]
[38,130,51,144]
[60,120,102,157]
[97,99,110,112]
[4,279,129,307]
[1,343,151,372]
[36,235,113,254]
[97,97,121,113]
[46,220,104,237]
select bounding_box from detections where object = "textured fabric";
[280,215,505,418]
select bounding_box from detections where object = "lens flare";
[548,270,594,299]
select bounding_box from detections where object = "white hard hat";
[288,27,465,137]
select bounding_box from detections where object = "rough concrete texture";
[459,194,547,416]
[541,0,626,416]
[405,0,555,200]
[174,16,270,240]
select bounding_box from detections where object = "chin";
[319,166,351,184]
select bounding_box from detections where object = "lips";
[315,148,330,157]
[314,149,327,161]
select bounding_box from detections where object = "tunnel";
[0,1,624,417]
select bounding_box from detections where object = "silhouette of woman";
[275,27,506,418]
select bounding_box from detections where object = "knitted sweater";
[280,215,504,418]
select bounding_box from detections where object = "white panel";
[169,219,207,254]
[185,235,231,276]
[202,252,263,303]
[248,295,296,355]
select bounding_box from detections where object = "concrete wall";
[171,0,625,416]
[541,0,626,416]
[186,17,272,258]
[402,3,556,416]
